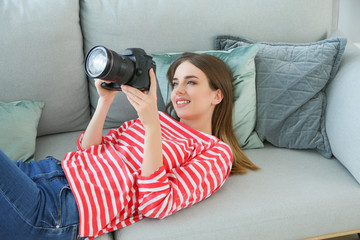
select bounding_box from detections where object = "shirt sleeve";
[137,142,232,219]
[76,132,107,151]
[76,132,86,150]
[76,119,138,151]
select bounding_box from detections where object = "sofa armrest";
[325,31,360,183]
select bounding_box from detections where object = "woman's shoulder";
[158,111,221,144]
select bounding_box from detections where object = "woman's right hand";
[94,79,118,102]
[80,79,118,149]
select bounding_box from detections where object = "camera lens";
[85,46,135,86]
[86,47,108,77]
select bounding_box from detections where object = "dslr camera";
[85,46,156,91]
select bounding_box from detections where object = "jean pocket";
[57,184,79,228]
[33,176,72,229]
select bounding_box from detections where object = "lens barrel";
[85,46,135,85]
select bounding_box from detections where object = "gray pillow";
[215,36,347,158]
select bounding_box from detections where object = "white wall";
[338,0,360,47]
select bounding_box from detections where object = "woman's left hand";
[122,69,159,128]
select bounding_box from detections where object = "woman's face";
[170,61,222,124]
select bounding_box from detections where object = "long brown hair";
[165,52,259,174]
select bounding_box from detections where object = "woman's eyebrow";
[173,75,199,80]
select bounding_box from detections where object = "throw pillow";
[0,100,44,162]
[151,45,264,149]
[215,35,347,158]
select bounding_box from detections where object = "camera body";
[85,46,156,91]
[122,48,156,91]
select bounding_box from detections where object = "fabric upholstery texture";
[150,46,264,149]
[215,36,347,158]
[80,0,165,129]
[4,0,360,239]
[0,100,44,162]
[113,143,360,240]
[79,0,335,130]
[326,30,360,184]
[0,0,90,136]
[79,0,336,53]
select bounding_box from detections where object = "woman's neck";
[180,117,212,135]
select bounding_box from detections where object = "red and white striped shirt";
[62,112,232,239]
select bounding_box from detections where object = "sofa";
[1,0,360,239]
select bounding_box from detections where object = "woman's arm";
[137,141,233,219]
[142,118,163,176]
[81,79,118,149]
[122,69,163,176]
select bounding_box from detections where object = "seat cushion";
[35,128,113,161]
[113,144,360,240]
[35,132,360,240]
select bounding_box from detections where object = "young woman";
[0,53,258,240]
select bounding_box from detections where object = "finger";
[122,85,144,101]
[94,78,102,89]
[94,79,112,87]
[126,94,140,108]
[123,87,144,105]
[94,78,112,83]
[149,68,157,96]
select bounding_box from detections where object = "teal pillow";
[151,46,264,149]
[0,100,44,162]
[215,35,347,158]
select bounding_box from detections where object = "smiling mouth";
[176,100,190,105]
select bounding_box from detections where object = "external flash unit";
[85,46,156,91]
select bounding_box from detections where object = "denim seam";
[56,184,71,226]
[0,185,37,228]
[57,189,62,227]
[31,171,66,183]
[0,186,78,231]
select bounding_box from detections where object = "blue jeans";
[0,150,82,240]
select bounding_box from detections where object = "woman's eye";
[187,81,196,85]
[171,82,178,87]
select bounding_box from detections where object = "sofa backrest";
[0,0,339,134]
[80,0,339,128]
[326,31,360,182]
[0,0,90,136]
[81,0,339,53]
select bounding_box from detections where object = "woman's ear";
[212,89,224,105]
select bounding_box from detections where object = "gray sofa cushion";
[0,0,90,136]
[215,36,347,158]
[80,0,165,129]
[80,0,335,53]
[112,144,360,240]
[326,31,360,184]
[79,0,336,129]
[35,128,111,162]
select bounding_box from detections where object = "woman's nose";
[175,84,186,94]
